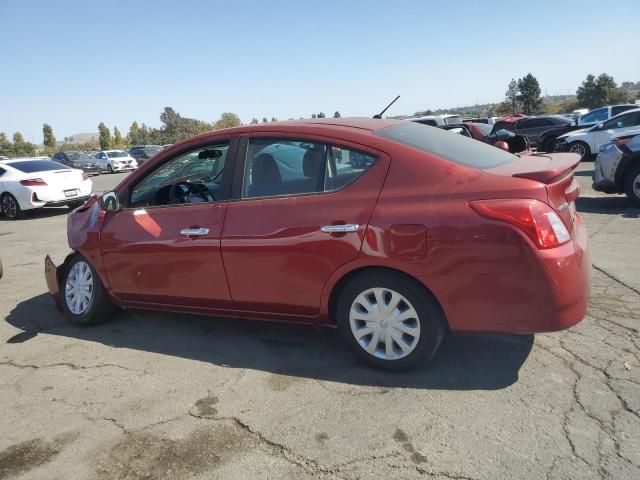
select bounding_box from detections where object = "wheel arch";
[325,265,448,329]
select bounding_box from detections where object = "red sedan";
[45,118,590,369]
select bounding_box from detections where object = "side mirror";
[100,191,120,212]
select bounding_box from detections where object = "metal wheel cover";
[65,261,94,315]
[633,172,640,199]
[349,287,420,360]
[569,143,586,158]
[1,196,17,218]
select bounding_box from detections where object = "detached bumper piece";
[45,255,63,310]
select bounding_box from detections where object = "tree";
[492,102,513,117]
[0,132,14,157]
[517,74,542,114]
[270,117,278,122]
[42,123,56,150]
[311,113,317,119]
[317,112,326,118]
[213,112,242,130]
[157,106,211,143]
[250,118,259,124]
[262,117,268,123]
[505,79,518,115]
[113,126,124,148]
[576,73,627,109]
[333,111,341,118]
[11,132,36,157]
[127,121,141,146]
[98,122,112,150]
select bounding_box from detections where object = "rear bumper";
[44,195,91,207]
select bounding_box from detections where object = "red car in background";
[45,118,590,370]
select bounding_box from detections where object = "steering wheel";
[169,181,214,204]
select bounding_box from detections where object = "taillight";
[469,199,571,249]
[82,173,89,181]
[20,178,47,186]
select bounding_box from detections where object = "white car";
[95,150,138,173]
[0,158,93,219]
[575,104,639,127]
[409,114,462,127]
[558,108,640,160]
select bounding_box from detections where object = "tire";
[61,254,115,326]
[107,164,114,174]
[623,164,640,207]
[543,136,559,153]
[568,141,591,161]
[67,201,84,210]
[336,270,446,370]
[1,193,23,220]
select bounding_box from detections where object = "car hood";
[559,128,590,139]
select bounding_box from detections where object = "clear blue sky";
[1,0,639,142]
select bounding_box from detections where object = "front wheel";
[107,164,114,174]
[624,164,640,207]
[337,270,446,370]
[568,141,591,161]
[61,255,115,325]
[1,193,23,220]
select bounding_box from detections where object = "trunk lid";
[483,152,581,233]
[38,169,85,193]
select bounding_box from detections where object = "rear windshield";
[8,160,69,173]
[376,122,516,169]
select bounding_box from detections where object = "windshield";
[376,122,516,169]
[68,152,92,161]
[107,151,128,158]
[8,160,69,173]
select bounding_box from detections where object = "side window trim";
[121,136,239,210]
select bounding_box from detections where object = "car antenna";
[373,95,400,119]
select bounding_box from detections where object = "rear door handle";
[320,224,359,233]
[180,227,209,236]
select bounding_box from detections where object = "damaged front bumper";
[45,254,71,311]
[593,143,624,192]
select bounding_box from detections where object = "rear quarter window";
[376,122,516,169]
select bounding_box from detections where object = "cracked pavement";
[0,165,639,479]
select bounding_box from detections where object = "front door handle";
[180,227,210,236]
[320,224,359,233]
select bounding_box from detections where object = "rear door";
[221,134,390,318]
[100,138,238,308]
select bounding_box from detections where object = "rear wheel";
[1,193,23,220]
[568,141,591,161]
[61,255,115,325]
[337,270,446,370]
[624,164,640,207]
[543,136,559,153]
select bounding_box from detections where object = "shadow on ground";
[0,207,70,222]
[576,196,639,217]
[5,294,533,391]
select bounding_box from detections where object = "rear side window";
[7,160,68,173]
[376,122,516,169]
[243,139,378,199]
[0,167,6,176]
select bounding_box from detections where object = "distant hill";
[57,133,99,145]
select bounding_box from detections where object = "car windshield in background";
[472,123,493,136]
[145,147,163,155]
[107,151,128,158]
[69,153,92,161]
[8,160,69,173]
[376,122,516,169]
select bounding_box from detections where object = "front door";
[221,135,390,318]
[100,139,237,308]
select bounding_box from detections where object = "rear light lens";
[20,178,47,186]
[469,199,571,249]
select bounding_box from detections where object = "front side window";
[242,139,378,199]
[603,112,640,130]
[130,143,229,208]
[581,108,607,124]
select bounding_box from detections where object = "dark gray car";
[492,116,573,149]
[52,152,101,175]
[129,145,163,166]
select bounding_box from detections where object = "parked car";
[94,150,138,173]
[593,129,640,205]
[557,108,640,160]
[52,151,101,175]
[440,123,529,153]
[463,117,500,125]
[575,104,638,127]
[0,158,92,219]
[44,118,589,370]
[409,114,462,127]
[491,115,574,150]
[129,145,163,166]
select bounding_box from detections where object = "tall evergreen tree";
[517,74,542,114]
[98,122,112,150]
[42,123,56,149]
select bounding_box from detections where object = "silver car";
[593,129,640,206]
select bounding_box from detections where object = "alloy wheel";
[1,195,17,219]
[349,287,421,360]
[65,261,94,315]
[569,143,587,159]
